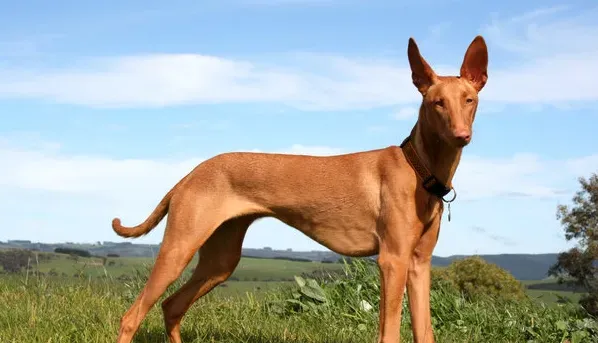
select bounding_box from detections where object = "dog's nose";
[454,129,471,143]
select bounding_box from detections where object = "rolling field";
[13,252,345,300]
[22,252,585,304]
[1,252,595,342]
[31,253,343,282]
[521,279,584,308]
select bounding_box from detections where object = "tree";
[0,249,33,273]
[548,173,598,316]
[54,247,91,258]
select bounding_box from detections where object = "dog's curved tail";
[112,189,174,238]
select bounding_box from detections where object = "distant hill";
[0,240,558,280]
[430,254,559,281]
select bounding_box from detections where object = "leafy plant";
[267,258,380,327]
[435,255,526,301]
[268,257,598,342]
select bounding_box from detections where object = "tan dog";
[112,35,488,343]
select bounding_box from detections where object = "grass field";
[30,253,344,282]
[520,279,585,308]
[1,253,596,342]
[26,252,587,304]
[526,289,583,306]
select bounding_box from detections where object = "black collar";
[399,135,452,199]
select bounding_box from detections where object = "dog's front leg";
[407,214,441,343]
[377,253,408,343]
[376,235,417,343]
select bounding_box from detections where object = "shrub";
[436,256,526,301]
[580,292,598,318]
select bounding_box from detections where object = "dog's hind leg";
[116,194,233,343]
[160,215,254,343]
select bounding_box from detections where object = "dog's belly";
[308,227,379,257]
[277,216,379,257]
[265,201,380,258]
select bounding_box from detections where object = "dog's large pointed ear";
[460,35,488,92]
[407,37,437,94]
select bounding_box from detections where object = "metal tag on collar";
[442,188,457,222]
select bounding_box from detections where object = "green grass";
[20,252,590,306]
[19,252,589,305]
[521,278,586,307]
[1,259,596,343]
[212,280,293,298]
[527,289,583,306]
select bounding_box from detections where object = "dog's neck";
[411,110,463,188]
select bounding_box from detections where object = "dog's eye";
[466,98,474,104]
[434,99,444,107]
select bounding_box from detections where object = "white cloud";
[482,6,591,57]
[0,7,597,111]
[0,54,413,111]
[470,226,517,247]
[455,153,562,200]
[454,152,598,201]
[565,154,598,177]
[479,6,598,105]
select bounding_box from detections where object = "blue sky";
[1,0,597,257]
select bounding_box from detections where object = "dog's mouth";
[444,135,471,148]
[453,138,471,148]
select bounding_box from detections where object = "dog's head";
[407,36,488,148]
